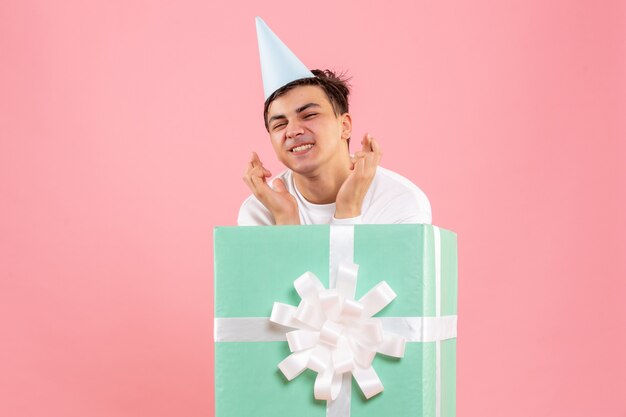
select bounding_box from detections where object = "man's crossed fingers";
[350,133,382,174]
[244,152,272,194]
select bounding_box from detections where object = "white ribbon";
[434,225,443,417]
[214,316,457,343]
[270,263,405,402]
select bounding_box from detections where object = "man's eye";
[272,123,286,130]
[304,113,317,119]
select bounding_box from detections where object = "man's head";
[264,69,351,139]
[264,71,353,177]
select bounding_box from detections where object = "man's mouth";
[290,144,314,153]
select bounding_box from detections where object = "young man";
[238,19,431,226]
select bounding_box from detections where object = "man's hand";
[335,134,382,219]
[243,152,300,225]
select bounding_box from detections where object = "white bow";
[270,262,406,402]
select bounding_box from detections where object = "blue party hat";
[256,17,314,100]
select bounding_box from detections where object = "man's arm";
[242,152,300,225]
[372,167,433,224]
[388,193,432,224]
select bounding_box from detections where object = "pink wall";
[1,1,625,416]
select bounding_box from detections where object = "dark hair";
[263,69,351,133]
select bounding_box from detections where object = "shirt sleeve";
[381,190,433,225]
[394,210,432,224]
[237,195,275,226]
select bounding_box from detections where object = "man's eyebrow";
[268,103,321,126]
[295,102,320,113]
[268,114,287,125]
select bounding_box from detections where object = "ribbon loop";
[308,345,331,373]
[320,321,344,347]
[294,271,325,301]
[340,298,363,321]
[359,281,397,318]
[270,302,299,328]
[319,289,341,321]
[352,366,384,399]
[287,329,319,352]
[315,369,343,401]
[336,262,358,299]
[295,300,326,328]
[332,337,355,373]
[349,338,376,368]
[278,350,311,380]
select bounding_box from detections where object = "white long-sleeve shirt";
[238,166,432,225]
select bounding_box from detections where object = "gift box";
[214,224,457,417]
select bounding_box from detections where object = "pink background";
[1,0,625,416]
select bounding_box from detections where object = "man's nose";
[286,120,304,139]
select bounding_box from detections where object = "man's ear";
[340,113,352,141]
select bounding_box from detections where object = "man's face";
[266,85,351,176]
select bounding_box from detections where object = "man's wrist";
[274,212,300,225]
[334,204,361,219]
